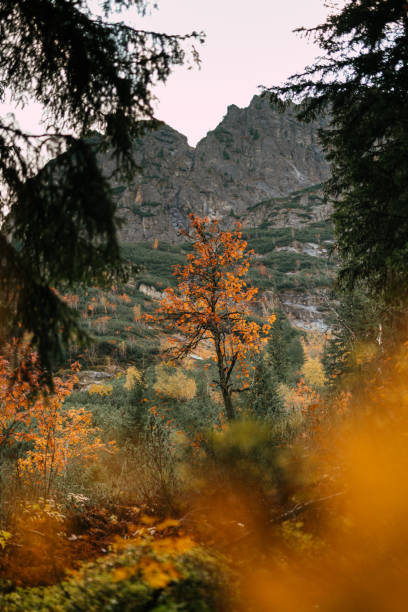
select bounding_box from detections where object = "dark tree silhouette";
[0,0,202,374]
[267,1,408,312]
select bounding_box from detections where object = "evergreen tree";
[0,0,202,374]
[268,0,408,323]
[267,310,304,385]
[323,285,384,389]
[249,353,283,419]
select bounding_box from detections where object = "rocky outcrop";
[137,283,163,300]
[279,291,330,333]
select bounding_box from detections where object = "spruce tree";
[322,285,385,388]
[267,0,408,321]
[249,354,283,420]
[0,0,202,374]
[267,311,304,385]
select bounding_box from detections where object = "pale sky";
[141,0,337,144]
[0,0,340,146]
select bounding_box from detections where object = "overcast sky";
[0,0,340,146]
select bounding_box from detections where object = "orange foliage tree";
[146,215,275,420]
[0,341,113,498]
[0,342,42,449]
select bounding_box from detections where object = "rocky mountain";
[108,95,334,331]
[116,95,329,242]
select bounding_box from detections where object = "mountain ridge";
[112,94,330,243]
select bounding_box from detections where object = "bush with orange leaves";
[145,214,275,420]
[0,341,115,499]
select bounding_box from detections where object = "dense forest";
[1,1,408,610]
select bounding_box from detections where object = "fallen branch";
[271,491,346,524]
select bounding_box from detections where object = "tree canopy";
[0,0,202,375]
[146,214,275,420]
[267,0,408,311]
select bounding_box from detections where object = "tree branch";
[225,352,238,385]
[271,491,345,524]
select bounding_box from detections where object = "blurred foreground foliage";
[0,533,230,611]
[2,337,408,609]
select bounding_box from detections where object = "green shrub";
[249,127,260,139]
[0,543,230,611]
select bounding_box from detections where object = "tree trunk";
[221,386,235,421]
[214,332,235,420]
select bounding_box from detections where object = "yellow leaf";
[0,531,12,549]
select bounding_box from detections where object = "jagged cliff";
[115,95,329,242]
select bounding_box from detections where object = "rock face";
[115,95,329,243]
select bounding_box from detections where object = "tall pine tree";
[0,1,202,374]
[249,353,283,419]
[268,0,408,335]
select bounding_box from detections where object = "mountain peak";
[101,96,328,243]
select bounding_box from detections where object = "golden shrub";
[88,383,113,397]
[154,366,196,401]
[124,366,143,391]
[302,356,326,389]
